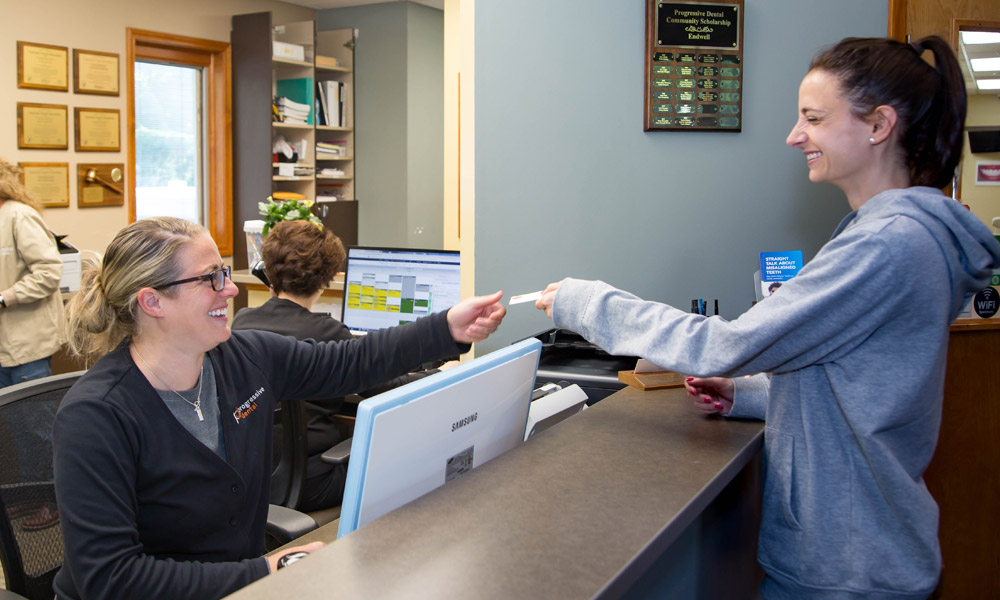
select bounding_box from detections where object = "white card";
[509,291,542,305]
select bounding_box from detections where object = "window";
[134,62,202,223]
[127,29,233,255]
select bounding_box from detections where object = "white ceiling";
[958,32,1000,95]
[280,0,443,11]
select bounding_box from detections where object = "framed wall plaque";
[644,0,744,132]
[77,163,125,207]
[17,103,69,149]
[74,49,120,96]
[17,41,69,91]
[19,163,70,208]
[75,108,121,151]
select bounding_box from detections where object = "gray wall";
[473,0,889,353]
[406,5,445,247]
[318,2,444,248]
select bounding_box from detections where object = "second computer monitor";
[341,246,461,335]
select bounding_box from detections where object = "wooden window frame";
[127,28,233,255]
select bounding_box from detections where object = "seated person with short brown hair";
[232,220,452,511]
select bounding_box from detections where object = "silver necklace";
[133,346,205,421]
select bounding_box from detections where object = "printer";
[55,235,81,293]
[522,328,638,405]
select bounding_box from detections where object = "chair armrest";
[266,504,318,546]
[320,437,352,464]
[0,590,29,599]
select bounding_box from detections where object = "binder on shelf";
[316,81,330,126]
[316,80,342,127]
[276,78,314,125]
[335,81,344,126]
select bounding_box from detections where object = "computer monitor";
[341,246,461,335]
[337,337,542,538]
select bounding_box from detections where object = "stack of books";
[317,182,347,201]
[275,97,311,124]
[316,141,346,158]
[315,55,339,68]
[319,167,345,177]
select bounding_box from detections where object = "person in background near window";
[0,158,67,532]
[0,158,66,387]
[55,216,505,600]
[536,37,1000,599]
[232,219,458,512]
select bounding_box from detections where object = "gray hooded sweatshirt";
[553,187,1000,599]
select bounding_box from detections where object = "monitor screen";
[337,337,542,538]
[341,246,461,334]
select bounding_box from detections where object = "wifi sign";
[973,287,999,319]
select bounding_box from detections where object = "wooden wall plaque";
[19,162,70,207]
[77,163,124,207]
[644,0,744,132]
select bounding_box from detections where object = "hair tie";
[909,40,924,55]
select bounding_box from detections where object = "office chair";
[246,265,354,545]
[264,396,353,550]
[270,394,308,508]
[0,371,84,600]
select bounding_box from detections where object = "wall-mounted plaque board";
[17,41,69,91]
[19,163,70,208]
[74,49,120,96]
[644,0,744,132]
[17,103,69,149]
[77,163,124,207]
[75,107,120,151]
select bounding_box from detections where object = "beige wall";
[2,0,315,257]
[962,94,1000,228]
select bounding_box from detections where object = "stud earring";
[869,137,876,144]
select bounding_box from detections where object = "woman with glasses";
[55,217,506,600]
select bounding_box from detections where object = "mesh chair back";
[270,396,308,509]
[0,372,84,600]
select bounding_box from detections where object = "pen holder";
[618,370,687,391]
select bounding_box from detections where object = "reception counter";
[226,386,765,599]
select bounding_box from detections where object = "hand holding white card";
[509,291,543,305]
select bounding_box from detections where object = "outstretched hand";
[535,280,563,318]
[685,376,734,416]
[447,291,506,344]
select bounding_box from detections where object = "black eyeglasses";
[157,266,232,292]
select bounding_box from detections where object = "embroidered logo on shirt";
[233,387,264,424]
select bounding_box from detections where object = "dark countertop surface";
[227,385,764,599]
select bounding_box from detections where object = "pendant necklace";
[133,346,205,421]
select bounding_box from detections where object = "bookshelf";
[231,12,357,275]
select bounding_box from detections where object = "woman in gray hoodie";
[537,36,1000,599]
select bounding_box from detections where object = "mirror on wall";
[955,21,1000,95]
[953,20,1000,228]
